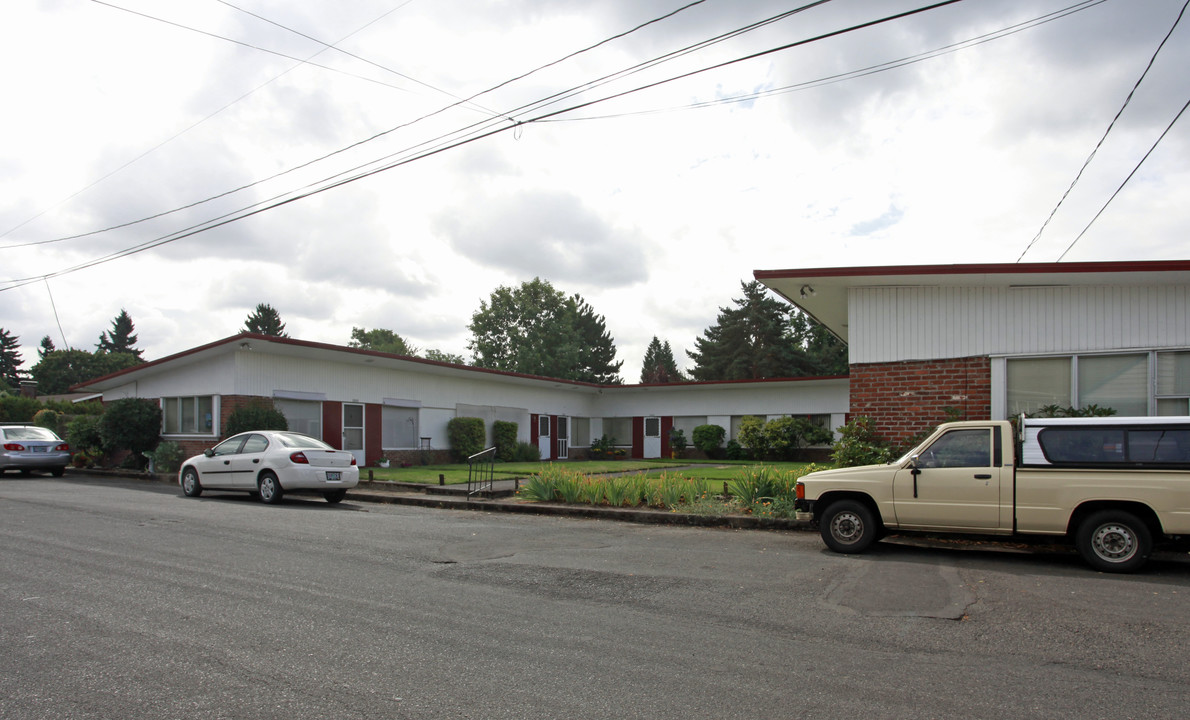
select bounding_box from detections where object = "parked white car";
[0,424,72,476]
[179,431,358,504]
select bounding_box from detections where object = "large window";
[1007,351,1190,417]
[162,396,215,435]
[382,406,418,449]
[274,399,322,438]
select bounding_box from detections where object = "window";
[1157,351,1190,416]
[603,418,632,445]
[1037,425,1190,465]
[917,429,991,468]
[1007,358,1072,415]
[382,406,418,449]
[162,396,215,435]
[241,434,269,454]
[538,415,551,436]
[275,399,322,437]
[1078,354,1147,416]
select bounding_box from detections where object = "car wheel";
[181,467,203,497]
[1076,509,1151,573]
[819,499,880,554]
[258,471,284,504]
[323,489,347,504]
[51,466,66,477]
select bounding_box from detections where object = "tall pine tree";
[0,328,23,390]
[243,303,288,337]
[640,336,685,383]
[96,309,144,360]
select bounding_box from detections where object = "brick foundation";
[849,356,991,445]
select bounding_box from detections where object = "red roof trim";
[754,259,1190,280]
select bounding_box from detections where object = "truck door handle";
[974,474,992,479]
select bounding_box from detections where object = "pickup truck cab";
[795,417,1190,572]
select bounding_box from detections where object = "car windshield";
[275,433,333,450]
[2,426,60,441]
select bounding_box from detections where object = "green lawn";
[361,459,823,485]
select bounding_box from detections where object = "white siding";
[851,284,1190,364]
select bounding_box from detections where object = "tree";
[423,349,466,365]
[100,398,162,465]
[468,278,623,383]
[687,280,847,381]
[30,349,140,395]
[38,335,56,359]
[1,328,23,390]
[244,303,288,337]
[639,336,685,383]
[349,327,417,356]
[96,308,144,360]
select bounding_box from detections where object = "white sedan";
[179,431,358,504]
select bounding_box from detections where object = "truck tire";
[1075,509,1152,573]
[819,500,879,554]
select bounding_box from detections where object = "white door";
[538,415,552,458]
[342,403,366,466]
[644,417,662,459]
[556,416,569,460]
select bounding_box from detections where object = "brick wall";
[849,356,991,444]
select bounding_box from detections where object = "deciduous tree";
[468,278,622,384]
[30,349,140,395]
[349,327,417,356]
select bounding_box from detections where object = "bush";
[725,439,747,460]
[226,400,288,436]
[762,416,835,460]
[736,416,768,459]
[512,441,541,462]
[145,441,184,474]
[101,398,163,467]
[588,434,617,460]
[0,395,43,422]
[492,420,518,461]
[669,428,688,456]
[66,415,104,455]
[32,408,63,434]
[446,416,486,461]
[692,424,725,456]
[830,416,895,468]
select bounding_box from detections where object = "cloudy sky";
[2,0,1188,380]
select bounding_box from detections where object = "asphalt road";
[2,474,1188,719]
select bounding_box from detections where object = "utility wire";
[1,1,415,242]
[1056,94,1190,261]
[1016,0,1189,262]
[2,0,970,291]
[2,0,715,250]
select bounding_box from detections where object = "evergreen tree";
[96,309,143,360]
[30,349,140,395]
[39,335,56,359]
[468,278,623,383]
[349,327,417,355]
[640,336,685,383]
[243,303,288,337]
[0,328,23,390]
[687,280,847,381]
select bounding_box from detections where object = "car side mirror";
[909,454,920,469]
[203,449,215,458]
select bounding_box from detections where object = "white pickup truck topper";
[795,417,1190,572]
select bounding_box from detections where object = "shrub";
[669,428,688,456]
[692,424,725,456]
[762,416,834,460]
[513,441,541,462]
[100,398,163,466]
[145,441,184,474]
[226,400,288,436]
[492,420,518,461]
[0,395,43,423]
[446,417,486,461]
[66,415,104,455]
[724,439,747,460]
[588,434,617,460]
[736,416,768,459]
[32,408,63,434]
[830,416,895,468]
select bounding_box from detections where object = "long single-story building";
[76,259,1189,460]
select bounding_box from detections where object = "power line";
[2,0,971,290]
[1056,94,1190,261]
[2,0,715,251]
[1017,0,1190,262]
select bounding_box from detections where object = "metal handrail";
[466,446,497,499]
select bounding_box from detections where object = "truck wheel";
[819,500,879,554]
[1076,510,1152,573]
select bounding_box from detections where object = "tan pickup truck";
[795,417,1190,572]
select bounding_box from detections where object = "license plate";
[326,472,341,482]
[32,446,47,453]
